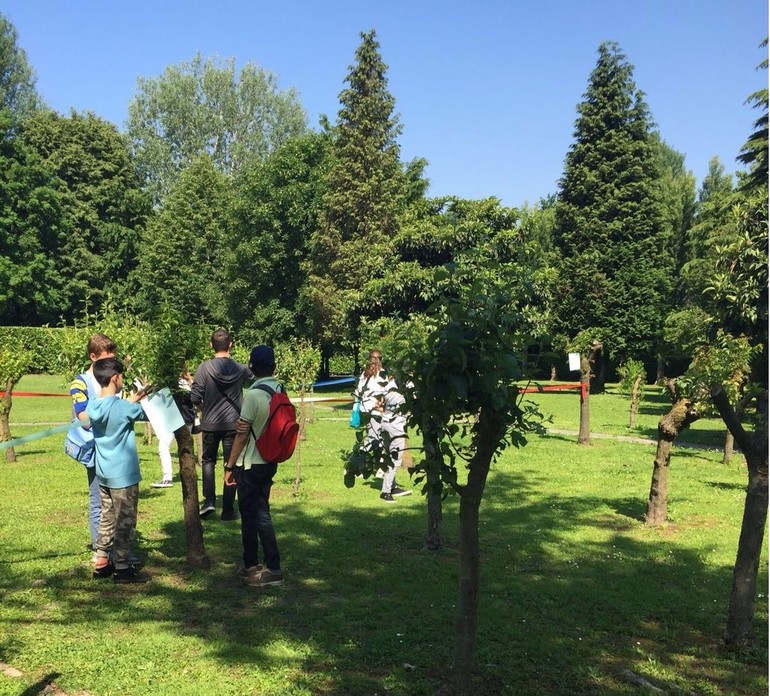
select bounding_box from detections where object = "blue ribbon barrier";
[0,420,85,452]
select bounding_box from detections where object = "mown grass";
[0,377,765,695]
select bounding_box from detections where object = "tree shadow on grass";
[1,463,766,696]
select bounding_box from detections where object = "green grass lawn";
[0,380,766,695]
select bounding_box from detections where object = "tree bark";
[451,405,500,696]
[175,426,209,569]
[590,347,606,394]
[293,392,305,497]
[578,355,591,445]
[2,379,15,462]
[723,430,735,465]
[645,396,699,525]
[723,396,747,465]
[422,428,443,551]
[712,385,768,648]
[629,374,642,429]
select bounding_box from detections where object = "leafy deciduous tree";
[0,13,40,122]
[227,133,328,340]
[127,53,307,205]
[345,236,545,694]
[0,110,69,324]
[22,110,150,320]
[133,155,230,325]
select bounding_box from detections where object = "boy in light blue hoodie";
[87,357,151,584]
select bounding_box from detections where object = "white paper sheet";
[141,387,184,435]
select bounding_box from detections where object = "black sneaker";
[113,567,151,584]
[380,492,396,503]
[220,509,239,522]
[391,486,412,497]
[92,562,114,579]
[199,502,215,518]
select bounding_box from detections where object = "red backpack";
[253,384,299,463]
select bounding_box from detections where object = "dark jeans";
[201,430,237,513]
[235,463,280,572]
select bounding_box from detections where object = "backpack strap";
[253,383,285,396]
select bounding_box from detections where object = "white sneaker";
[151,479,173,488]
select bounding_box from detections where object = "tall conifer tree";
[553,42,671,369]
[304,29,404,355]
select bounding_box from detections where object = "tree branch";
[711,384,753,454]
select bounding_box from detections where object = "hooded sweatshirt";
[86,395,146,488]
[190,357,253,431]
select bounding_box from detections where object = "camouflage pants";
[95,484,138,569]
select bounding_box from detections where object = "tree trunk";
[175,427,209,569]
[422,428,443,551]
[629,375,642,429]
[2,379,15,462]
[656,356,665,382]
[712,385,768,649]
[293,391,305,497]
[451,405,501,696]
[645,397,699,525]
[723,430,735,465]
[578,355,591,445]
[590,348,605,394]
[723,397,747,465]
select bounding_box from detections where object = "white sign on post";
[568,352,581,372]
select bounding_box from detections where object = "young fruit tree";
[275,338,321,496]
[617,358,646,429]
[644,331,753,526]
[344,244,545,695]
[0,335,34,462]
[131,309,212,569]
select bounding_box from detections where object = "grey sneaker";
[391,486,412,497]
[380,492,396,503]
[151,479,173,488]
[199,502,216,518]
[237,564,265,579]
[242,566,284,587]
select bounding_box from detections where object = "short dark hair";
[87,333,117,359]
[92,357,124,387]
[211,329,232,352]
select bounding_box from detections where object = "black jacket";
[190,357,252,431]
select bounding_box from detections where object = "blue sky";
[3,1,767,207]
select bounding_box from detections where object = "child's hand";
[129,383,155,403]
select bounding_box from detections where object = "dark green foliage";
[304,30,407,350]
[0,110,69,324]
[553,42,672,362]
[21,110,150,320]
[132,155,229,325]
[226,133,329,341]
[0,13,40,122]
[736,38,768,193]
